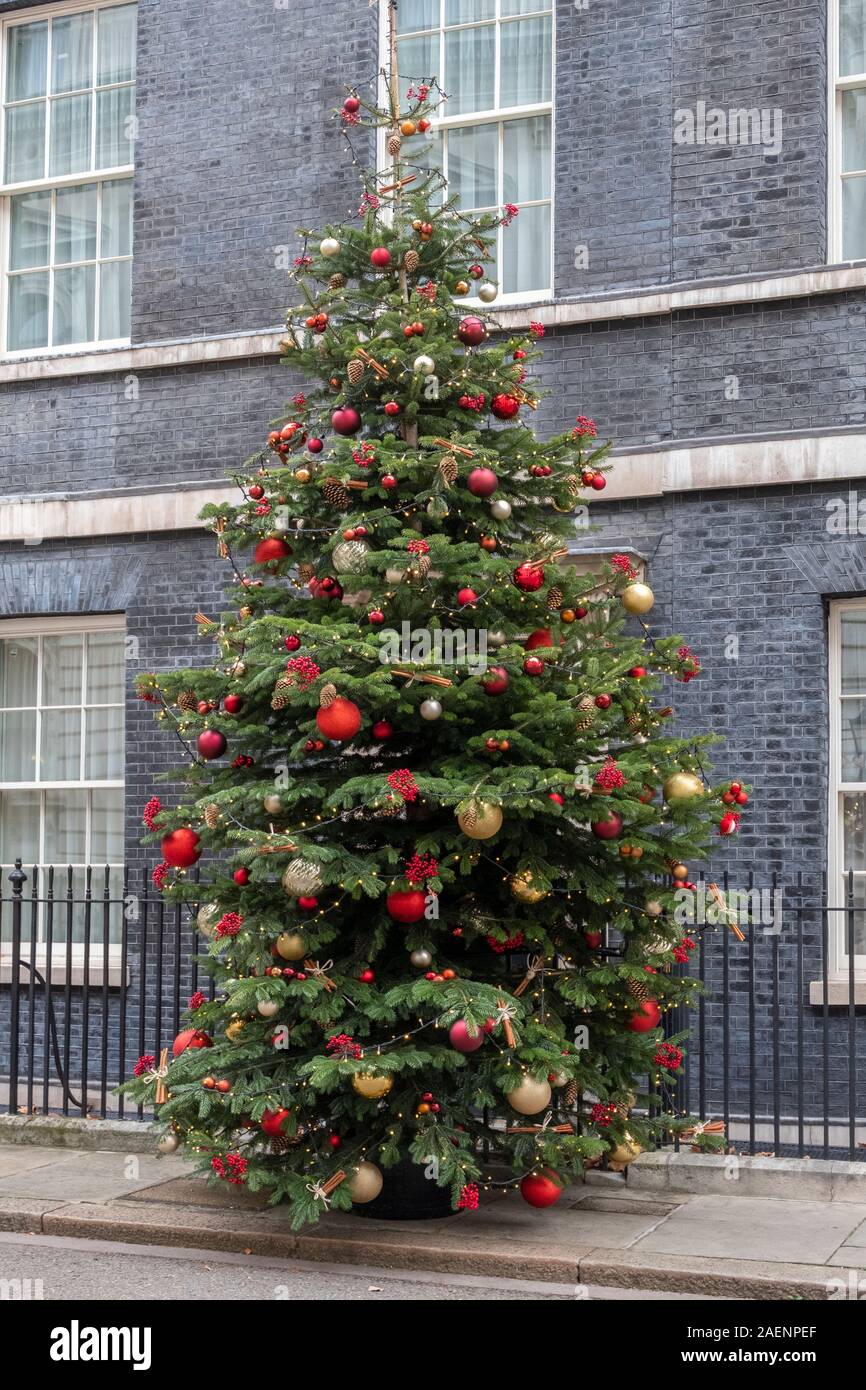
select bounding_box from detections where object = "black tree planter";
[350,1155,457,1221]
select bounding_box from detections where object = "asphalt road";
[0,1232,722,1301]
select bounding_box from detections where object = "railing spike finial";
[8,859,27,896]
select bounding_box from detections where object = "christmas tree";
[125,7,736,1224]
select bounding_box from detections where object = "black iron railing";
[0,860,863,1158]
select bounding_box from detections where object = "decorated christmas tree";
[125,6,737,1224]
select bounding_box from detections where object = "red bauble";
[491,393,520,420]
[591,474,607,490]
[307,437,324,453]
[161,828,201,868]
[591,813,623,840]
[584,930,602,949]
[197,729,227,760]
[549,792,565,807]
[449,1019,484,1053]
[328,1133,342,1149]
[248,483,265,500]
[386,889,427,923]
[223,694,244,715]
[523,656,544,676]
[284,634,301,652]
[331,407,362,436]
[595,693,612,709]
[370,246,392,268]
[467,466,498,497]
[627,999,661,1033]
[457,315,487,346]
[513,562,545,592]
[316,697,362,742]
[254,537,291,565]
[383,400,401,416]
[172,1028,211,1057]
[520,1169,564,1209]
[233,867,250,886]
[343,95,360,113]
[482,666,510,696]
[628,666,647,678]
[368,609,385,625]
[372,719,394,740]
[358,968,375,984]
[260,1107,292,1137]
[524,629,553,650]
[457,587,478,605]
[381,474,398,489]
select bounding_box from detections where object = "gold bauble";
[549,1071,570,1088]
[157,1132,179,1154]
[456,801,503,840]
[257,999,280,1018]
[671,862,689,880]
[281,857,324,897]
[294,467,311,484]
[263,793,284,814]
[510,871,548,904]
[608,1133,643,1166]
[621,582,654,615]
[507,1076,552,1115]
[196,902,220,937]
[346,1160,383,1203]
[275,932,306,961]
[332,539,370,574]
[351,1072,393,1100]
[663,771,704,802]
[645,899,664,917]
[225,1019,246,1042]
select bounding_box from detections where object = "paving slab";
[631,1193,866,1265]
[0,1149,191,1202]
[0,1146,60,1179]
[578,1248,850,1300]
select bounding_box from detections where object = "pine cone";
[404,249,420,274]
[546,586,564,611]
[271,676,294,711]
[329,272,347,290]
[574,714,595,732]
[296,563,316,584]
[439,454,458,487]
[204,804,220,830]
[347,359,364,386]
[319,683,337,709]
[578,695,594,711]
[177,690,197,712]
[627,974,652,1002]
[564,1079,580,1109]
[387,133,402,157]
[322,479,349,508]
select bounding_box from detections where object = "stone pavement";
[1,1143,866,1298]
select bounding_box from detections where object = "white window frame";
[827,598,866,977]
[0,0,135,360]
[380,0,555,305]
[0,613,126,959]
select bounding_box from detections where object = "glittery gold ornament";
[332,539,370,574]
[663,771,704,802]
[225,1019,246,1042]
[351,1072,393,1100]
[510,871,548,904]
[275,932,306,961]
[281,857,324,897]
[196,903,220,937]
[621,582,654,615]
[456,801,503,840]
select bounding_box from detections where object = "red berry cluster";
[457,1182,480,1210]
[572,414,598,439]
[232,754,254,769]
[611,553,637,579]
[211,1153,247,1185]
[326,1034,362,1060]
[406,538,430,554]
[672,935,697,964]
[594,756,627,791]
[458,393,486,411]
[151,861,169,890]
[214,912,244,939]
[405,851,439,884]
[591,1102,617,1128]
[142,796,162,831]
[387,768,419,802]
[133,1054,155,1077]
[530,462,553,477]
[188,991,206,1011]
[653,1042,684,1071]
[353,442,377,467]
[486,931,525,954]
[285,656,321,688]
[676,645,701,683]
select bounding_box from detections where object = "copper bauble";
[351,1072,393,1100]
[621,582,655,615]
[456,801,503,840]
[346,1160,384,1203]
[507,1076,552,1115]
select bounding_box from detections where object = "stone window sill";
[0,951,128,989]
[808,979,866,1006]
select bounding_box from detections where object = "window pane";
[396,34,439,104]
[44,790,86,864]
[99,259,131,340]
[444,26,494,114]
[4,101,46,183]
[503,200,550,294]
[51,12,93,94]
[0,711,37,781]
[835,866,866,953]
[0,638,38,708]
[53,264,96,346]
[96,85,134,167]
[98,4,137,85]
[7,271,49,351]
[500,16,551,107]
[42,634,83,706]
[841,0,866,76]
[841,612,866,691]
[6,21,48,101]
[85,707,123,779]
[0,791,40,866]
[86,632,125,703]
[91,789,124,862]
[100,178,133,257]
[445,0,495,22]
[842,699,866,780]
[49,92,92,176]
[40,710,82,781]
[842,88,866,172]
[503,115,551,201]
[448,123,497,208]
[843,176,866,259]
[401,130,444,202]
[398,0,438,32]
[502,0,551,12]
[55,183,98,264]
[844,792,866,868]
[9,191,51,271]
